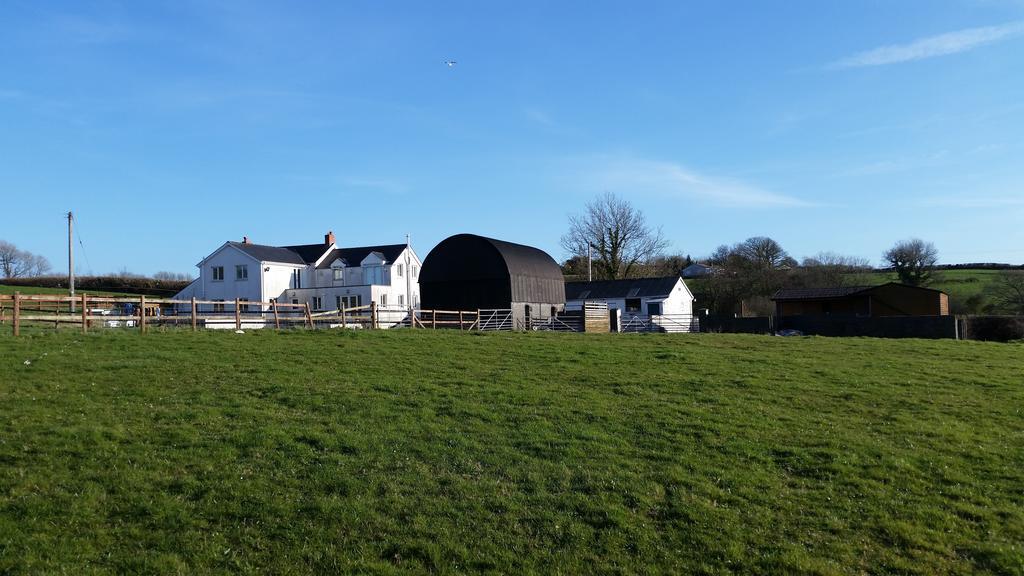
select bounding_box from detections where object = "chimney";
[243,236,252,245]
[325,230,335,246]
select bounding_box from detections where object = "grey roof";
[282,243,334,264]
[227,242,308,265]
[227,241,394,267]
[771,286,871,301]
[565,276,681,300]
[316,244,408,269]
[771,283,946,301]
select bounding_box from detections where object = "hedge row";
[1,276,191,296]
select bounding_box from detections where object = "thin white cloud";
[342,177,408,196]
[828,21,1024,69]
[580,156,812,208]
[524,107,555,127]
[920,195,1024,208]
[48,13,133,45]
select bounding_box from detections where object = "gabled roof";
[565,276,682,300]
[282,243,335,265]
[771,286,872,301]
[772,282,946,301]
[316,244,408,269]
[226,241,308,265]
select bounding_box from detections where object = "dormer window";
[330,258,346,283]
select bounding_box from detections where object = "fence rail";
[0,293,518,335]
[620,314,699,333]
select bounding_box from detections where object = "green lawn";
[1,330,1022,574]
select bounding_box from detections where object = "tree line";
[559,193,1024,315]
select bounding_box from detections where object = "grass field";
[860,269,1003,299]
[0,284,134,297]
[1,330,1022,574]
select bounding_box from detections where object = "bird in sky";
[444,60,457,67]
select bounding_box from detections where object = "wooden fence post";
[272,301,281,329]
[476,309,482,331]
[13,292,21,337]
[235,298,241,330]
[304,303,313,329]
[371,301,378,329]
[341,305,346,329]
[140,295,147,333]
[81,293,88,334]
[431,309,436,329]
[191,297,198,331]
[458,310,464,330]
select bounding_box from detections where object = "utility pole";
[405,233,413,312]
[67,211,75,313]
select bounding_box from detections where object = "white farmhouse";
[564,276,696,332]
[173,231,421,313]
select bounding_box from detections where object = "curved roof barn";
[420,233,565,312]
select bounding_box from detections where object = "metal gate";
[478,309,514,331]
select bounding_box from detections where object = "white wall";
[194,245,264,309]
[262,263,304,307]
[565,279,695,316]
[278,247,422,311]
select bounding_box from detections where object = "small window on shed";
[625,298,641,313]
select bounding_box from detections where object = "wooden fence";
[0,293,316,335]
[0,292,517,335]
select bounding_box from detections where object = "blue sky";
[2,0,1023,276]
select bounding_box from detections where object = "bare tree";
[27,253,51,276]
[883,239,939,286]
[561,192,669,280]
[153,271,193,281]
[736,236,790,270]
[988,270,1024,314]
[798,252,872,287]
[0,240,48,278]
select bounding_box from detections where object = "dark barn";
[419,234,565,324]
[772,282,950,317]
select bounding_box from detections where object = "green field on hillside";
[860,269,1003,298]
[1,330,1022,574]
[0,285,134,297]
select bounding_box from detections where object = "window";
[236,265,248,281]
[381,294,388,307]
[340,295,362,309]
[333,268,344,282]
[213,299,225,312]
[291,299,299,305]
[240,298,250,312]
[311,297,322,311]
[646,302,661,316]
[212,266,224,281]
[412,265,418,278]
[398,294,405,307]
[397,264,403,277]
[625,298,642,313]
[364,265,383,285]
[292,269,301,289]
[336,296,342,310]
